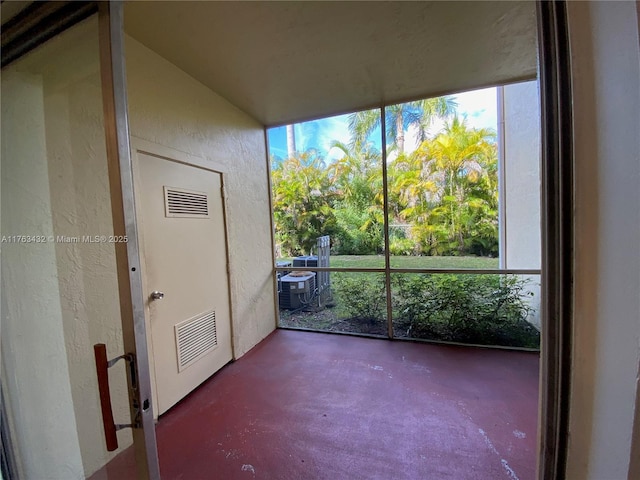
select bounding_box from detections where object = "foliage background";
[271,98,499,258]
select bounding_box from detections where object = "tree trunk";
[395,114,404,154]
[286,124,296,158]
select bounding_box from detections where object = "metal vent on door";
[164,186,210,218]
[175,310,217,371]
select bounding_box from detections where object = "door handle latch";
[93,344,141,451]
[150,291,165,300]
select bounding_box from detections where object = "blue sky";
[268,86,497,161]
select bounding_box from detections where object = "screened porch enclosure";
[271,82,541,349]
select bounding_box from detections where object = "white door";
[135,151,232,415]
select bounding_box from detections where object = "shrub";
[334,274,386,324]
[389,237,415,256]
[392,274,539,348]
[332,205,383,255]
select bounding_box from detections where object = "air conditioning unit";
[276,260,293,271]
[293,255,318,267]
[291,254,332,308]
[276,261,292,295]
[278,272,316,310]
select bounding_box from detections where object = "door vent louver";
[175,310,217,371]
[164,186,209,218]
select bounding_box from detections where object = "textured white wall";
[2,19,133,478]
[567,2,640,478]
[1,70,84,480]
[43,22,134,475]
[501,81,542,327]
[125,36,276,359]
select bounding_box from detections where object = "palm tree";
[328,140,381,203]
[348,97,457,154]
[271,151,338,255]
[392,116,498,255]
[328,141,385,254]
[424,116,495,198]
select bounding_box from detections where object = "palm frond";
[348,110,380,149]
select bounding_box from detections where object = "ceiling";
[0,1,32,25]
[124,1,538,127]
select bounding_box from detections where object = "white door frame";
[98,3,160,478]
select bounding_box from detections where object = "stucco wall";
[1,70,85,480]
[502,81,541,271]
[501,81,542,327]
[1,22,276,479]
[2,20,133,477]
[44,25,134,475]
[566,2,640,478]
[125,35,276,359]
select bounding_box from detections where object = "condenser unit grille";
[279,273,316,310]
[164,186,209,218]
[175,310,217,371]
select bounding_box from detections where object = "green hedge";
[392,274,539,347]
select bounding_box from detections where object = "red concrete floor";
[92,329,539,480]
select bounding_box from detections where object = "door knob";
[150,291,165,300]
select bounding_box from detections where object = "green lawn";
[279,255,498,269]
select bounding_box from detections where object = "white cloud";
[294,123,309,153]
[453,87,497,131]
[318,114,351,161]
[294,114,351,162]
